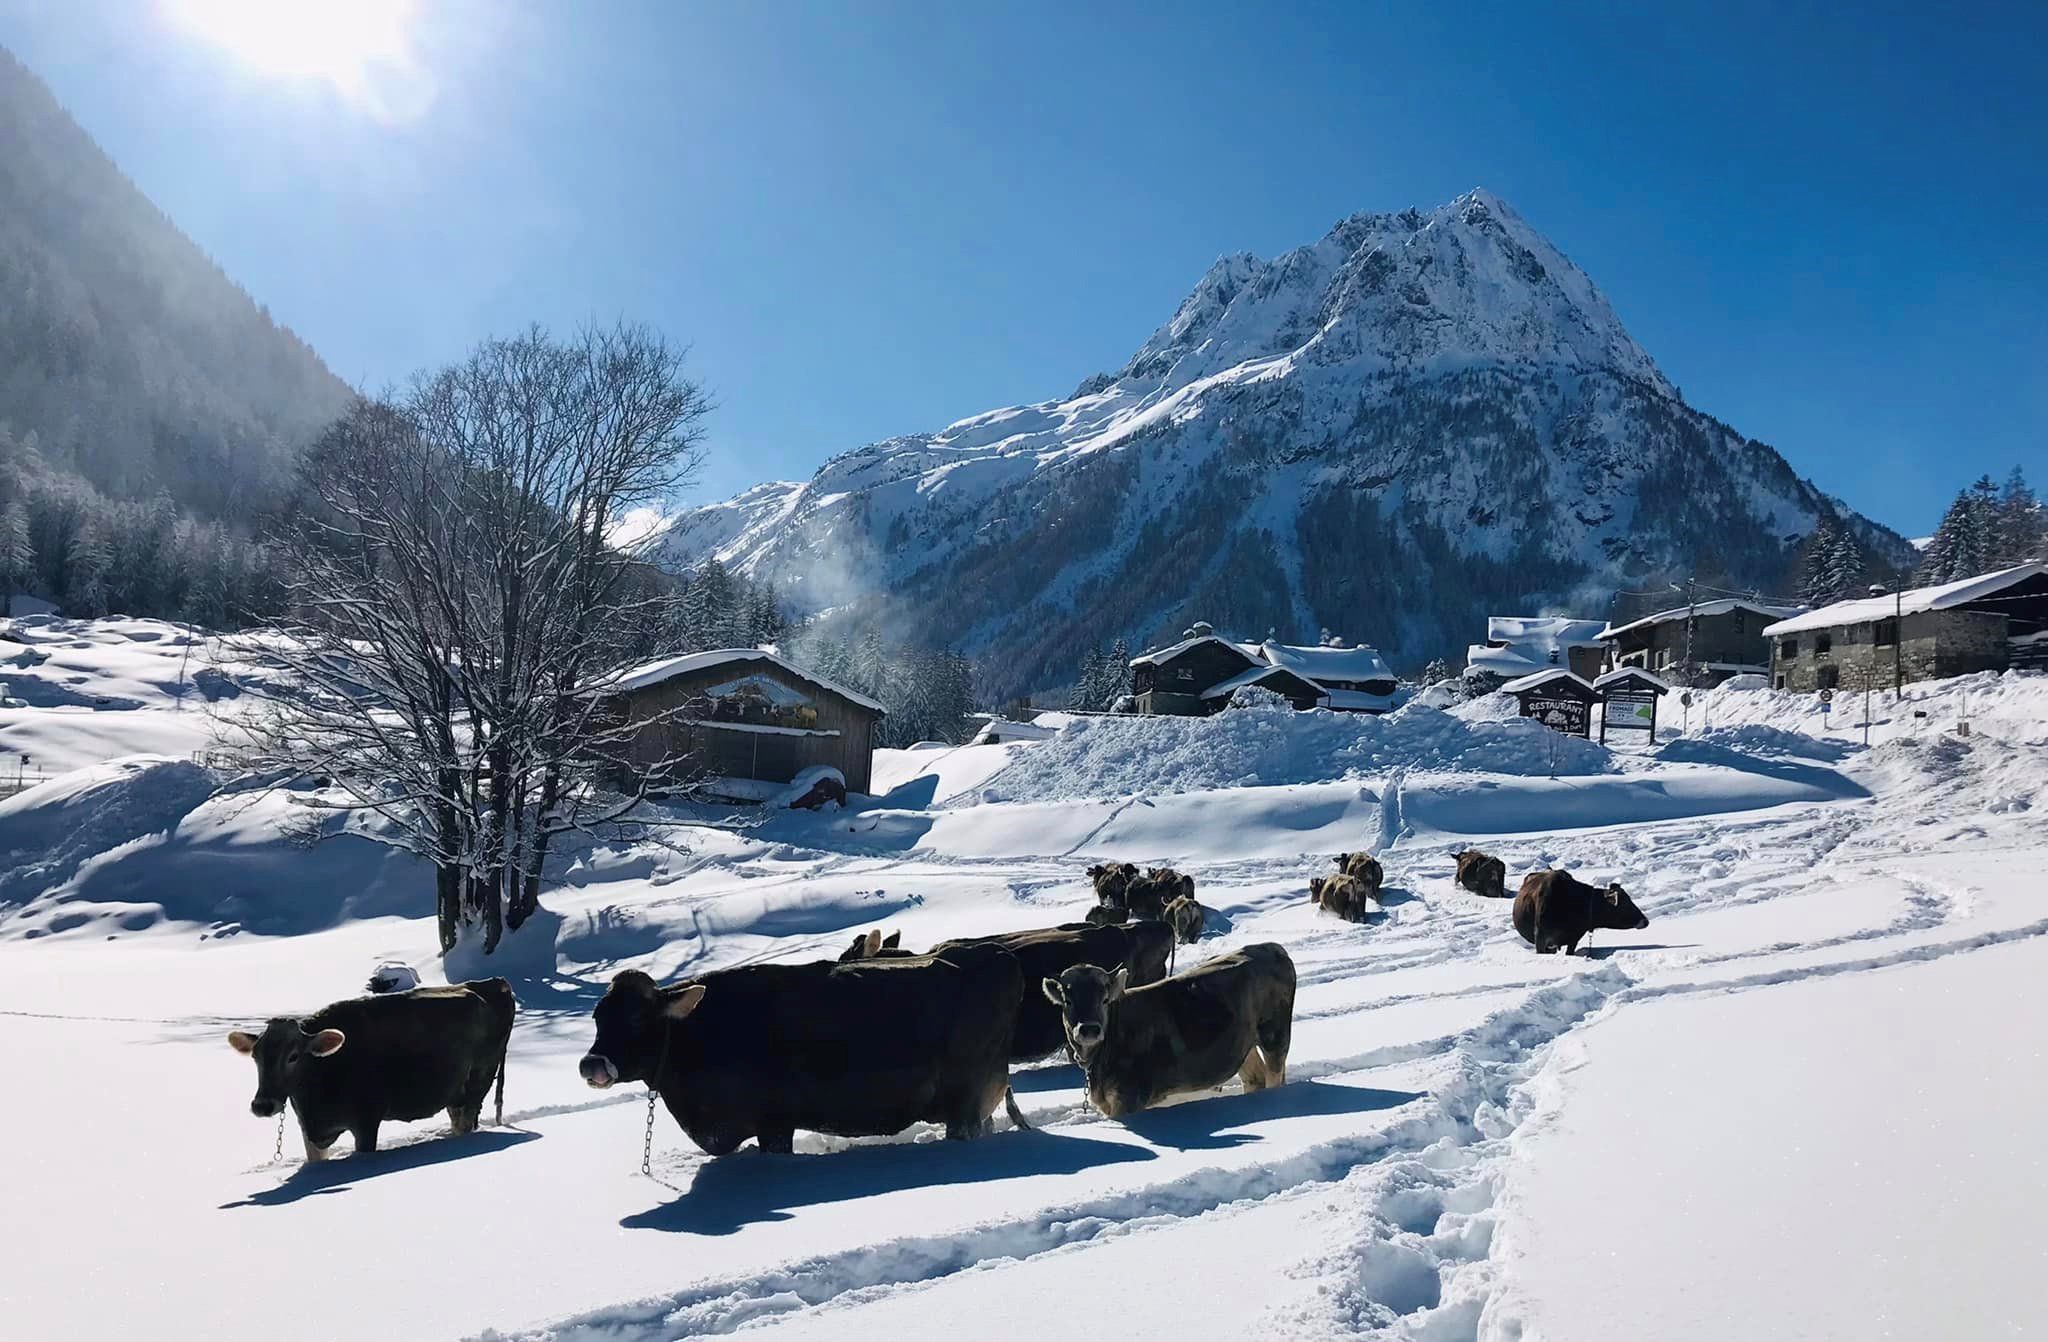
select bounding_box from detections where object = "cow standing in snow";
[838,920,1175,1062]
[1451,850,1509,899]
[1309,872,1376,922]
[579,945,1026,1152]
[1513,870,1649,954]
[1333,852,1385,902]
[1043,942,1296,1118]
[228,978,515,1161]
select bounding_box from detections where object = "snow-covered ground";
[0,618,2043,1340]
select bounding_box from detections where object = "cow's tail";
[1004,1085,1032,1132]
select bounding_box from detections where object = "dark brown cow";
[228,978,515,1162]
[1452,850,1509,899]
[1042,942,1296,1118]
[1309,872,1375,922]
[839,920,1175,1061]
[579,944,1024,1152]
[1088,862,1140,914]
[1333,852,1385,902]
[1513,869,1649,955]
[1124,867,1205,943]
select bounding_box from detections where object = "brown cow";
[1041,942,1296,1118]
[1333,852,1385,902]
[1452,850,1509,899]
[1309,872,1375,923]
[1513,869,1649,955]
[1087,862,1140,913]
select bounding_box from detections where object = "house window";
[1816,664,1840,691]
[1874,618,1897,646]
[1774,674,1787,689]
[1779,637,1798,660]
[1814,632,1832,656]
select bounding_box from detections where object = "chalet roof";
[1128,633,1256,670]
[1598,599,1802,641]
[1198,664,1322,702]
[1499,668,1597,697]
[1762,562,2047,637]
[601,648,888,714]
[1257,641,1394,686]
[1320,687,1399,712]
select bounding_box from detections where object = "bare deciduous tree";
[223,323,713,956]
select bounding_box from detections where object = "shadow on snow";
[1116,1078,1423,1151]
[219,1128,541,1209]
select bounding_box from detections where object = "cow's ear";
[882,931,901,950]
[862,929,883,958]
[1107,967,1129,1002]
[227,1030,260,1055]
[308,1029,346,1057]
[664,983,707,1021]
[1040,977,1065,1006]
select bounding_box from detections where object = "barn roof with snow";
[1598,599,1801,642]
[1762,562,2048,637]
[1256,641,1395,688]
[600,648,887,714]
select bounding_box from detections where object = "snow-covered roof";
[601,648,888,714]
[970,717,1061,743]
[1465,645,1544,677]
[1128,634,1251,669]
[1762,562,2047,638]
[1485,616,1607,647]
[1199,664,1316,701]
[1594,668,1672,693]
[1499,668,1596,696]
[1599,599,1802,641]
[1257,641,1394,686]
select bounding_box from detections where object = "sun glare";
[165,0,428,118]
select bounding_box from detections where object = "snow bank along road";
[0,645,2042,1339]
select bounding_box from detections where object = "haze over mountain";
[0,46,348,522]
[655,189,1913,701]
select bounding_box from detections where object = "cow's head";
[1089,863,1136,901]
[226,1018,346,1119]
[1041,964,1127,1066]
[579,970,705,1090]
[1163,894,1204,945]
[1600,883,1650,931]
[1333,853,1356,872]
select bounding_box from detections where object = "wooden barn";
[593,649,885,799]
[1126,622,1398,715]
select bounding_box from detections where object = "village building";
[1465,616,1607,682]
[593,649,886,799]
[1763,561,2048,693]
[1598,598,1800,687]
[1127,623,1397,715]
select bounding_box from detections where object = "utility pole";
[1893,585,1903,700]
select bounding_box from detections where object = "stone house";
[1763,562,2048,693]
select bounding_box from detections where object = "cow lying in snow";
[228,978,515,1162]
[580,945,1025,1152]
[1513,869,1649,955]
[1309,872,1376,922]
[839,920,1175,1062]
[1452,850,1508,899]
[1042,942,1296,1118]
[1332,852,1385,902]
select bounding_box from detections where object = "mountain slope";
[656,190,1911,700]
[0,46,349,520]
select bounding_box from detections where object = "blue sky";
[5,1,2043,532]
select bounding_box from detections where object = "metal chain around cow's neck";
[272,1112,286,1165]
[641,1086,657,1177]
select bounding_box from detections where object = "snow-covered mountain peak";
[1103,188,1669,400]
[656,190,1903,699]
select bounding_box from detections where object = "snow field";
[0,620,2044,1340]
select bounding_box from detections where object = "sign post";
[1503,669,1598,742]
[1593,669,1671,747]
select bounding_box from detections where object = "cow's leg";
[1237,1048,1271,1092]
[755,1128,795,1155]
[351,1123,379,1155]
[1256,1009,1292,1088]
[302,1132,334,1163]
[447,1105,477,1136]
